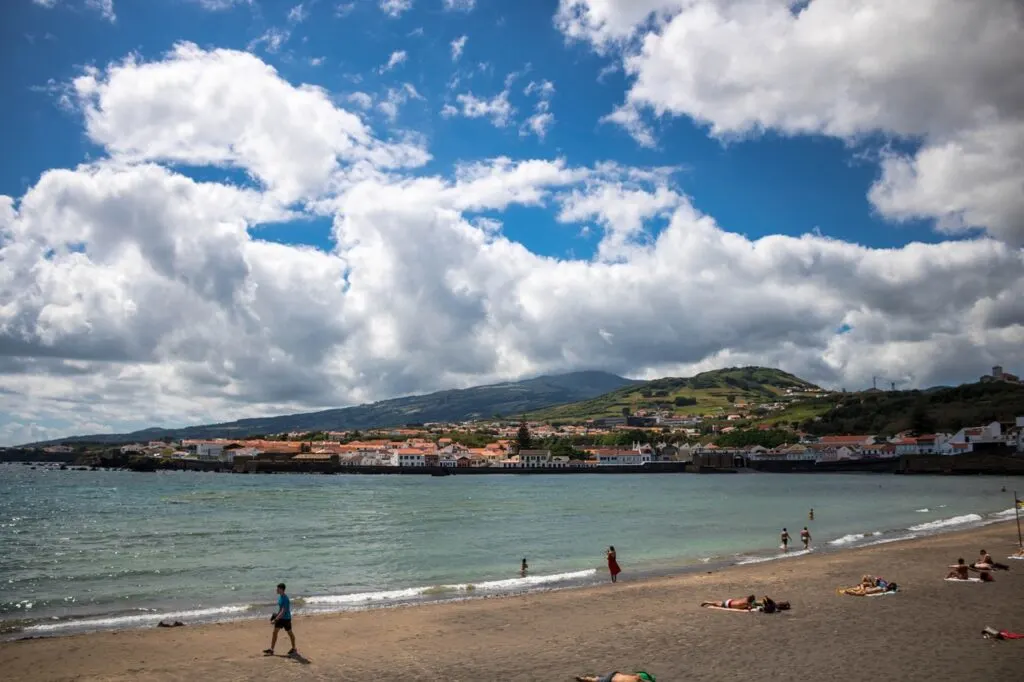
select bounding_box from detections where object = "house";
[195,442,226,460]
[947,422,1003,448]
[594,450,652,466]
[517,449,552,466]
[390,449,426,467]
[816,435,876,449]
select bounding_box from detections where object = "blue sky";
[1,0,1022,444]
[5,0,941,256]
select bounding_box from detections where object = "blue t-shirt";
[277,593,291,620]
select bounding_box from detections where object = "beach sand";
[2,523,1022,681]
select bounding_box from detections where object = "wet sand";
[2,523,1022,681]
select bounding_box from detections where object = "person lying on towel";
[575,672,656,682]
[971,549,1010,571]
[947,557,993,581]
[701,594,756,610]
[840,577,898,596]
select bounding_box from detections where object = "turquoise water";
[1,464,1018,637]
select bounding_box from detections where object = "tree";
[516,421,532,452]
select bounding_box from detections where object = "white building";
[595,451,653,466]
[195,443,225,461]
[390,450,426,467]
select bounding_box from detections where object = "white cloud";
[32,0,60,8]
[600,103,655,148]
[309,56,325,66]
[335,2,355,17]
[559,0,1024,244]
[378,83,424,122]
[442,89,514,128]
[450,35,467,62]
[4,42,1024,445]
[521,112,554,141]
[379,0,412,18]
[69,42,428,204]
[347,92,375,110]
[521,80,557,141]
[287,3,308,23]
[379,50,408,73]
[85,0,116,22]
[191,0,254,9]
[443,0,475,11]
[248,27,291,54]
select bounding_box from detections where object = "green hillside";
[24,371,637,446]
[786,381,1024,436]
[527,366,821,422]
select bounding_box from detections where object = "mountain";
[526,366,820,421]
[27,371,638,446]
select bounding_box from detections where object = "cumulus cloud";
[443,0,475,11]
[378,83,424,122]
[521,80,556,141]
[559,0,1024,244]
[450,35,467,62]
[442,89,514,128]
[379,49,408,73]
[191,0,254,10]
[379,0,412,18]
[3,42,1024,445]
[85,0,116,22]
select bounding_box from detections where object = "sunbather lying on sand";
[971,549,1010,571]
[701,595,756,610]
[946,558,993,581]
[1012,547,1024,558]
[575,672,656,682]
[839,579,898,596]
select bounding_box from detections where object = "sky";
[1,0,1023,445]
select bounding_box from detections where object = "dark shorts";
[274,618,292,631]
[598,673,618,682]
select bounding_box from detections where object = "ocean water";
[1,464,1019,638]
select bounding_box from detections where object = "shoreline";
[3,508,1020,642]
[2,522,1022,681]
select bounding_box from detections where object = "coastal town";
[32,413,1024,472]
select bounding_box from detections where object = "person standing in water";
[800,526,811,550]
[780,528,790,552]
[521,558,528,577]
[606,546,622,583]
[809,508,814,521]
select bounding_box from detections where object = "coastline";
[4,501,1018,640]
[3,521,1022,681]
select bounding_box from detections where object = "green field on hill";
[527,366,822,422]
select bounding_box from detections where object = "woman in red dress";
[606,546,622,583]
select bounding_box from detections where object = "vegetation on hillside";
[26,371,636,447]
[792,382,1024,436]
[528,366,819,421]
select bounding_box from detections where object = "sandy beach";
[2,523,1022,681]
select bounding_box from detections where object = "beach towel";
[1007,555,1024,561]
[837,586,898,597]
[944,577,983,583]
[701,605,755,613]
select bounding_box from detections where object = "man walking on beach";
[264,583,297,657]
[801,527,811,550]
